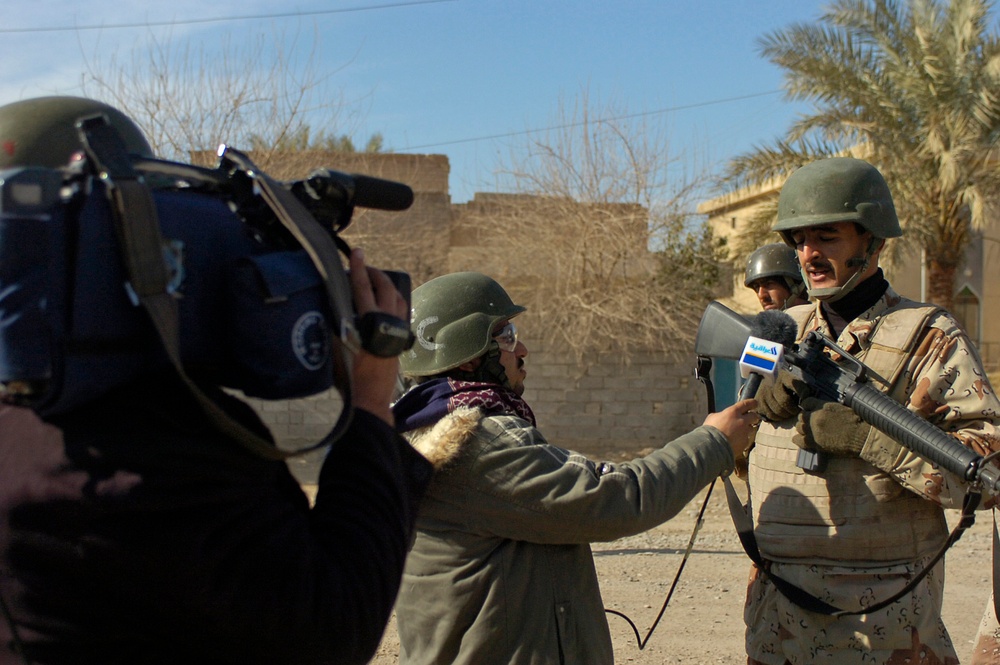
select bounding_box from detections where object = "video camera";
[694,301,1000,497]
[0,114,415,451]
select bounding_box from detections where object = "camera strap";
[76,114,341,460]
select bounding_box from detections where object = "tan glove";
[793,397,872,457]
[756,370,809,422]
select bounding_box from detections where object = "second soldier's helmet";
[744,243,803,289]
[774,157,902,241]
[401,272,525,377]
[0,96,153,169]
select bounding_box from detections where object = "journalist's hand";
[349,248,408,426]
[756,369,809,422]
[704,398,759,462]
[792,397,872,457]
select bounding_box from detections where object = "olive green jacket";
[395,407,735,664]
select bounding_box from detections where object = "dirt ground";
[353,466,994,664]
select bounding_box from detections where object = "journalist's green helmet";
[744,243,802,288]
[774,157,901,240]
[401,272,526,377]
[0,96,154,169]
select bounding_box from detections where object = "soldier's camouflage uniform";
[746,288,1000,665]
[972,590,1000,664]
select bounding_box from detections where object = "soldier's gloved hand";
[792,397,872,457]
[756,370,809,422]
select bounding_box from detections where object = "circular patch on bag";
[292,311,329,371]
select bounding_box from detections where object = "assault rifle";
[694,301,1000,497]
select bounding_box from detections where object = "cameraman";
[0,97,431,664]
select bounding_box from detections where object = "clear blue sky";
[0,1,834,204]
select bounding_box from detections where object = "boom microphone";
[350,173,415,211]
[305,169,414,212]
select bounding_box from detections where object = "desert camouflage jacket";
[799,286,1000,508]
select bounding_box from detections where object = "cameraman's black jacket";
[0,371,431,664]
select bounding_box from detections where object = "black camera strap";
[216,146,358,448]
[75,114,344,460]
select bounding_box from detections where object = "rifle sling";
[723,474,979,617]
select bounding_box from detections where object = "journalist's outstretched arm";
[0,252,431,665]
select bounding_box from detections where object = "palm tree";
[724,0,1000,311]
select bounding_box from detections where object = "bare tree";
[456,91,724,361]
[79,26,368,170]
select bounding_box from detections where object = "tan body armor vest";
[749,299,948,566]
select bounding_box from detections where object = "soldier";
[391,271,759,664]
[746,157,1000,664]
[972,596,1000,664]
[744,242,808,311]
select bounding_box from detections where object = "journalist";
[0,96,431,664]
[391,271,759,664]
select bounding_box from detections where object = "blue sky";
[0,1,834,204]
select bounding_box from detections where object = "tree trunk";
[925,257,957,313]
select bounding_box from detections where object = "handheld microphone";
[738,310,796,400]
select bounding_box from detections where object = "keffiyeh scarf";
[393,378,536,434]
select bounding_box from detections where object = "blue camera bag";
[0,166,335,417]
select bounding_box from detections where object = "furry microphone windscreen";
[750,309,798,348]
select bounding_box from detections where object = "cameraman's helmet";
[744,243,802,289]
[0,96,153,169]
[402,272,525,378]
[773,157,900,301]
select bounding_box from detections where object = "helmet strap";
[448,344,510,389]
[781,277,808,309]
[805,236,882,303]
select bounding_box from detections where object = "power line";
[0,0,456,34]
[395,89,785,152]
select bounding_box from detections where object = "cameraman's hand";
[703,398,759,462]
[349,248,408,426]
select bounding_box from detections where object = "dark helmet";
[0,96,153,169]
[744,243,802,288]
[774,157,901,241]
[401,272,525,377]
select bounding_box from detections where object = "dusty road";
[365,478,993,664]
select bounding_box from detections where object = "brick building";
[245,152,709,461]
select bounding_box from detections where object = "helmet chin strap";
[804,237,882,303]
[782,278,808,309]
[450,344,511,389]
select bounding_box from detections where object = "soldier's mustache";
[804,260,832,272]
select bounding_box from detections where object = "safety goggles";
[492,322,518,352]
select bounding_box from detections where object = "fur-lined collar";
[405,407,483,471]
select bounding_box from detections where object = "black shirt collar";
[824,268,889,323]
